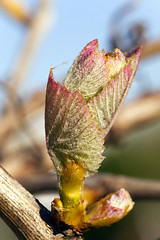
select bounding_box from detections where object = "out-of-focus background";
[0,0,160,239]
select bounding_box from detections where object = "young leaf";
[84,188,134,229]
[64,39,111,101]
[64,40,141,135]
[46,40,141,230]
[45,70,104,176]
[88,47,141,135]
[45,40,141,176]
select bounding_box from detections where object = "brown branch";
[0,166,83,240]
[142,40,160,59]
[0,0,32,24]
[0,84,45,170]
[10,0,54,91]
[1,146,52,179]
[85,173,160,201]
[110,92,160,140]
[19,172,58,193]
[0,91,45,144]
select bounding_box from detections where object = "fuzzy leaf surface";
[64,40,141,135]
[45,40,141,176]
[45,70,104,176]
[88,47,141,135]
[64,39,110,101]
[84,188,134,228]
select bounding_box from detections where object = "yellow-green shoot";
[45,39,141,231]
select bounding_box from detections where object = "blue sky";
[0,0,160,101]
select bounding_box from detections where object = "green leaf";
[64,39,111,101]
[45,40,141,176]
[45,70,104,176]
[88,47,141,135]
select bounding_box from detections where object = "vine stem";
[0,166,83,240]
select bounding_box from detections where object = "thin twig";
[0,81,44,164]
[142,40,160,59]
[10,0,54,91]
[85,173,160,201]
[0,0,32,23]
[111,91,160,140]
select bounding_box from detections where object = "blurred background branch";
[0,1,160,239]
[0,0,160,200]
[19,171,160,201]
[0,0,32,23]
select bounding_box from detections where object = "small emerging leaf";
[64,39,109,101]
[84,188,134,229]
[45,70,104,176]
[64,40,141,135]
[45,40,141,176]
[46,40,141,230]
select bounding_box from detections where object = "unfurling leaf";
[46,40,141,176]
[45,70,104,176]
[45,39,141,230]
[83,188,134,229]
[64,39,141,135]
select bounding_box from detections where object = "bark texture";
[0,166,83,240]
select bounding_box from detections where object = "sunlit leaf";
[64,39,110,101]
[84,188,134,229]
[64,40,141,135]
[46,40,141,230]
[45,70,104,176]
[88,47,141,135]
